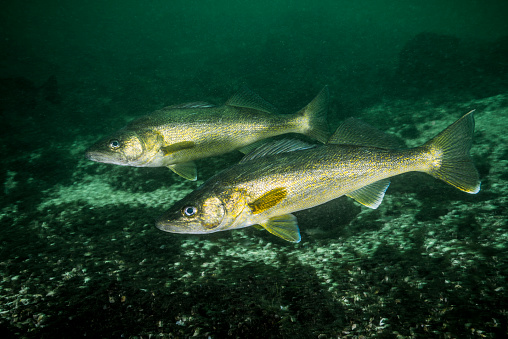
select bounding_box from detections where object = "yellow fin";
[295,85,330,143]
[422,110,480,194]
[259,214,301,243]
[248,188,287,214]
[161,141,195,156]
[168,161,197,181]
[346,179,390,209]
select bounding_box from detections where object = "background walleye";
[86,86,329,180]
[156,111,480,243]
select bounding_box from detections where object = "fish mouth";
[85,149,125,164]
[155,218,185,233]
[85,149,104,162]
[155,214,203,234]
[156,220,189,234]
[155,213,178,232]
[85,150,98,161]
[155,219,170,232]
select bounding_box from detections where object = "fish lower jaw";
[156,225,204,234]
[155,221,223,234]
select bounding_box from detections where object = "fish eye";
[109,139,121,149]
[182,206,198,217]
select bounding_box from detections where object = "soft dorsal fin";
[240,139,315,163]
[163,102,216,110]
[239,140,268,155]
[346,179,390,209]
[259,214,301,243]
[328,118,403,148]
[248,188,287,214]
[226,85,278,114]
[167,161,197,181]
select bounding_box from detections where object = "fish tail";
[422,110,480,194]
[295,86,330,143]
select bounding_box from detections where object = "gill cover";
[197,196,226,229]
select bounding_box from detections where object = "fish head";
[86,130,147,166]
[156,190,227,234]
[156,187,247,235]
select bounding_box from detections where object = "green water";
[1,1,508,337]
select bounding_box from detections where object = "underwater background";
[1,0,508,337]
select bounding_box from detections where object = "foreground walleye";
[85,86,329,180]
[156,111,481,242]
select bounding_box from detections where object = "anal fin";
[346,179,390,209]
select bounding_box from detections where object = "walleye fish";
[156,111,481,242]
[85,86,329,180]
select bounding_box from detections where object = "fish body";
[85,86,329,180]
[156,112,481,242]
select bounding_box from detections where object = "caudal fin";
[296,86,330,143]
[423,111,480,194]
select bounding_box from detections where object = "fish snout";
[155,211,206,234]
[155,218,171,232]
[85,148,126,165]
[85,150,109,163]
[85,150,95,161]
[155,211,180,232]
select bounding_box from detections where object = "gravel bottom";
[1,93,507,338]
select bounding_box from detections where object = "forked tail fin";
[423,110,481,194]
[295,86,330,143]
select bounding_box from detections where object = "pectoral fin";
[160,141,196,156]
[167,162,197,181]
[248,188,287,214]
[259,214,301,243]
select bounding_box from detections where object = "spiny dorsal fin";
[248,188,287,214]
[163,102,216,109]
[346,179,390,209]
[226,85,278,114]
[167,161,197,181]
[259,214,301,243]
[240,139,315,163]
[328,118,403,148]
[161,141,196,156]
